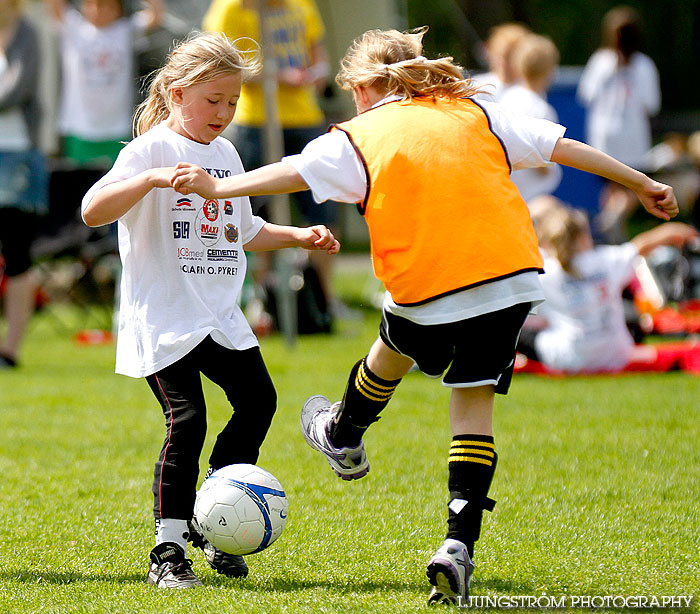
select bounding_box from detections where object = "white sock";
[154,518,189,554]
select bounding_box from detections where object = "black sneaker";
[147,542,202,588]
[188,519,249,578]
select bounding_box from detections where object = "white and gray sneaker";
[426,538,474,606]
[147,542,202,588]
[300,395,369,480]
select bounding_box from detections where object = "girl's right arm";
[82,168,174,227]
[550,137,678,220]
[170,161,309,200]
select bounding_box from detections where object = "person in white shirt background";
[46,0,165,166]
[517,199,697,373]
[81,31,339,589]
[0,0,49,369]
[577,5,662,243]
[470,21,530,102]
[500,33,563,204]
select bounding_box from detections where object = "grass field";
[1,270,699,613]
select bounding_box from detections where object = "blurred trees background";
[406,0,700,116]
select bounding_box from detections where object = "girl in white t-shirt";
[168,27,678,605]
[519,202,697,373]
[81,32,339,589]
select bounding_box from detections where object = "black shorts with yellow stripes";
[379,302,531,394]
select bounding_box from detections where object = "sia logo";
[225,224,239,243]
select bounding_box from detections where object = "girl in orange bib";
[170,27,678,605]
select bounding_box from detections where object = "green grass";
[1,294,699,613]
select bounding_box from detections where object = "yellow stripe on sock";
[451,440,495,450]
[450,447,495,458]
[448,454,494,466]
[358,363,397,391]
[356,369,395,401]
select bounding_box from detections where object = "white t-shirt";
[577,49,660,169]
[57,8,146,141]
[499,84,563,203]
[535,243,639,372]
[82,123,265,377]
[0,48,31,150]
[284,97,565,324]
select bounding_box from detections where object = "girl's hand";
[150,167,176,189]
[171,163,219,198]
[298,225,340,255]
[635,178,679,221]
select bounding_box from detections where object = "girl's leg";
[146,353,208,544]
[200,344,277,470]
[329,337,414,447]
[445,385,498,559]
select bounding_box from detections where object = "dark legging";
[146,336,276,520]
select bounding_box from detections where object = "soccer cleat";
[188,519,248,578]
[426,538,474,606]
[147,542,202,588]
[300,395,369,480]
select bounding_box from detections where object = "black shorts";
[379,302,531,394]
[0,209,37,277]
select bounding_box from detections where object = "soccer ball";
[194,464,288,555]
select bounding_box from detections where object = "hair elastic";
[380,55,427,69]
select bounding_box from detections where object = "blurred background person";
[0,0,49,368]
[577,5,661,243]
[471,21,530,102]
[46,0,165,167]
[202,0,339,325]
[518,201,697,374]
[500,33,562,205]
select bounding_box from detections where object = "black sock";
[446,434,498,558]
[329,357,401,448]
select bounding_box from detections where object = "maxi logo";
[194,202,223,247]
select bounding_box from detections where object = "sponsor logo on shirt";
[177,247,204,261]
[207,249,239,262]
[203,199,219,221]
[172,197,195,212]
[225,224,239,243]
[224,201,233,215]
[195,200,223,246]
[180,264,238,276]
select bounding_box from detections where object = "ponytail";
[336,26,481,101]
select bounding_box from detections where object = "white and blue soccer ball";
[194,464,288,555]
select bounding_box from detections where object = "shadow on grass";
[2,570,425,594]
[1,570,145,585]
[2,570,536,597]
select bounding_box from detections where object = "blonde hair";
[512,34,559,84]
[536,204,590,276]
[134,31,261,137]
[335,27,480,101]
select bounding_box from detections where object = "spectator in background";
[500,33,562,204]
[577,6,661,243]
[46,0,165,167]
[518,201,697,373]
[0,0,49,368]
[202,0,338,320]
[471,22,530,102]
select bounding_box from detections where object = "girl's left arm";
[171,161,308,200]
[550,137,678,220]
[244,223,340,255]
